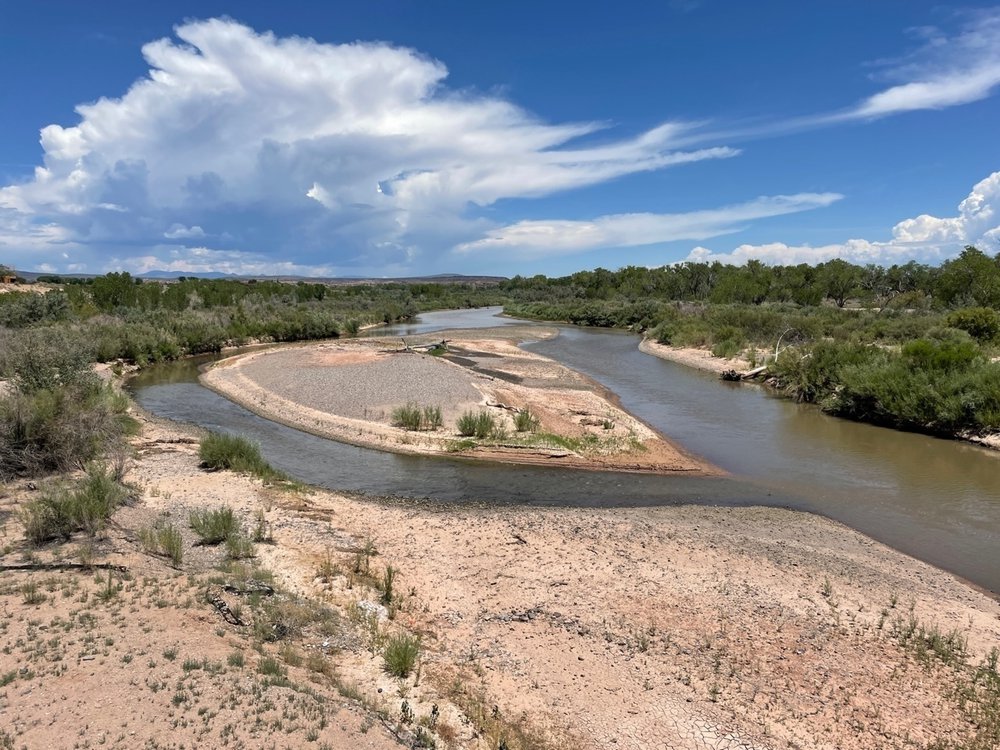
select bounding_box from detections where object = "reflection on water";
[131,307,1000,593]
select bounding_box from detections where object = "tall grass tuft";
[189,506,240,545]
[139,522,184,566]
[456,410,496,439]
[391,403,443,431]
[513,408,540,433]
[391,403,423,431]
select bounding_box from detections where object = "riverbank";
[3,406,999,749]
[201,328,717,475]
[639,338,752,375]
[639,337,1000,452]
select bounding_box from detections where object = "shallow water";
[131,307,1000,593]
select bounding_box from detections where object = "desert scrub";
[391,403,443,431]
[189,506,240,545]
[139,521,184,566]
[19,464,130,545]
[382,633,420,678]
[456,410,496,439]
[513,407,540,433]
[198,432,288,482]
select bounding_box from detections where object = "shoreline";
[200,331,720,476]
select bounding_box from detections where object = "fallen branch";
[207,589,244,626]
[223,580,275,596]
[0,562,128,573]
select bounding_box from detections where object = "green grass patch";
[513,408,540,433]
[198,432,289,483]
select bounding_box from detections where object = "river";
[130,307,1000,593]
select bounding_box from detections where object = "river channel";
[130,307,1000,593]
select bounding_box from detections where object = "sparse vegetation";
[139,521,184,566]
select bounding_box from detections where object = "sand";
[3,407,999,749]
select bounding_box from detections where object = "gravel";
[234,348,483,422]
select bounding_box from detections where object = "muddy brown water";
[130,307,1000,593]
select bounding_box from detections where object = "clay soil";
[201,328,716,475]
[2,401,1000,749]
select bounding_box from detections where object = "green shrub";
[225,533,256,560]
[19,464,129,545]
[20,488,77,545]
[381,565,396,606]
[382,633,420,678]
[0,380,134,480]
[513,408,540,433]
[140,522,184,566]
[422,405,443,430]
[391,403,423,430]
[198,432,286,482]
[456,410,496,439]
[391,403,443,431]
[945,307,1000,343]
[258,656,285,677]
[189,507,240,545]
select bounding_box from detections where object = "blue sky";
[1,1,999,277]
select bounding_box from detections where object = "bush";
[19,464,129,545]
[0,327,93,393]
[831,339,1000,434]
[189,507,240,545]
[391,403,443,431]
[0,380,135,480]
[456,410,496,438]
[946,307,1000,343]
[382,633,420,678]
[198,432,286,482]
[513,408,540,433]
[391,403,423,430]
[422,405,443,430]
[139,522,184,566]
[225,533,256,560]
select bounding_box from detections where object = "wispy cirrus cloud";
[677,9,1000,145]
[686,171,1000,266]
[456,193,842,258]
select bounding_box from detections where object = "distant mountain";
[138,270,241,280]
[11,269,507,285]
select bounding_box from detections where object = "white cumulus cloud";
[0,18,735,274]
[685,171,1000,266]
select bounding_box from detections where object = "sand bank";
[201,330,716,475]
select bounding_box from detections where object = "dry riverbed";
[2,408,999,750]
[201,328,715,475]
